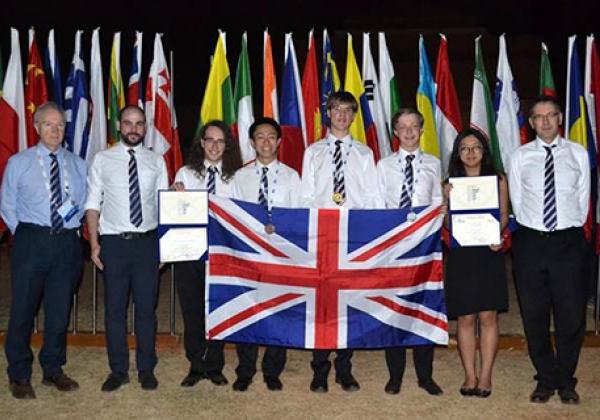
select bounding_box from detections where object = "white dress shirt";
[174,160,235,197]
[377,148,442,209]
[508,136,590,231]
[85,142,169,234]
[231,159,301,207]
[299,134,383,208]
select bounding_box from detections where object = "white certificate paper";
[448,175,498,211]
[159,191,208,225]
[160,228,207,263]
[451,213,501,246]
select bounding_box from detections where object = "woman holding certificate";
[172,120,243,388]
[443,128,509,398]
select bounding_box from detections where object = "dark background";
[2,0,599,154]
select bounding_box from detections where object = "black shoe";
[530,384,554,403]
[9,380,36,399]
[418,379,443,396]
[309,377,328,393]
[335,374,360,392]
[232,378,251,392]
[264,376,283,391]
[207,372,228,386]
[180,371,204,387]
[138,371,158,390]
[558,388,580,404]
[460,386,477,397]
[474,387,492,398]
[42,373,80,391]
[384,379,401,395]
[101,373,130,392]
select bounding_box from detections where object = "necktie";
[258,167,269,205]
[399,154,415,209]
[333,140,346,204]
[49,153,63,233]
[206,166,217,194]
[128,149,143,227]
[543,146,557,231]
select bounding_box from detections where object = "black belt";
[104,229,157,240]
[18,222,78,236]
[521,226,581,238]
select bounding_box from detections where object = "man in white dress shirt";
[300,91,382,393]
[230,117,301,392]
[86,106,169,392]
[508,96,590,405]
[377,108,443,396]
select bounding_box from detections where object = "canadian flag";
[144,34,182,184]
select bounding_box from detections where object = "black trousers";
[513,227,587,390]
[175,261,224,374]
[311,350,353,379]
[5,223,82,382]
[235,343,287,380]
[101,233,159,375]
[385,345,434,383]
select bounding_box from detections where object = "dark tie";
[543,146,557,231]
[128,149,143,227]
[206,166,217,194]
[399,154,415,209]
[258,167,269,205]
[333,140,346,204]
[49,153,63,233]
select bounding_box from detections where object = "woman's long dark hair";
[447,128,500,177]
[187,120,243,182]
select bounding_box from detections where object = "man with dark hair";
[86,105,169,392]
[1,101,87,399]
[509,96,590,404]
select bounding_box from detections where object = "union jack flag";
[207,195,448,349]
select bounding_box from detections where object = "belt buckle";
[121,232,133,240]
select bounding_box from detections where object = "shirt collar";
[255,159,278,170]
[118,141,144,154]
[535,135,563,149]
[398,147,421,161]
[327,133,352,146]
[204,160,222,173]
[36,142,64,158]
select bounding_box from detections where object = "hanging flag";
[539,43,558,98]
[88,27,107,164]
[107,32,125,145]
[302,29,321,144]
[24,28,49,147]
[344,33,381,160]
[470,36,502,171]
[417,35,440,158]
[198,30,235,136]
[263,29,279,121]
[321,29,341,135]
[127,31,144,108]
[64,30,91,160]
[435,34,462,177]
[44,29,63,108]
[378,32,401,139]
[585,34,600,164]
[363,33,391,158]
[233,32,255,163]
[493,34,527,169]
[278,33,306,174]
[145,33,182,183]
[566,35,597,168]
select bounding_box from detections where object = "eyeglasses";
[40,121,66,130]
[459,145,483,154]
[531,111,560,122]
[202,137,226,146]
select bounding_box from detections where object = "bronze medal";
[264,223,276,234]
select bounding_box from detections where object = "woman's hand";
[172,181,185,191]
[489,242,503,252]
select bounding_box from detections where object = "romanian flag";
[198,31,235,136]
[416,35,439,158]
[301,29,321,144]
[344,33,380,161]
[24,28,48,147]
[263,29,278,121]
[107,32,125,145]
[127,31,144,108]
[321,29,340,135]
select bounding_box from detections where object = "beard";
[121,132,144,147]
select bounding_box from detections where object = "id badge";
[57,199,78,222]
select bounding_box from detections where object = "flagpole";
[168,49,177,335]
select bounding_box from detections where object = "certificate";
[448,175,499,211]
[159,190,208,225]
[159,227,207,263]
[451,213,501,246]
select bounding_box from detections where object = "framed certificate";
[448,176,500,247]
[158,190,209,262]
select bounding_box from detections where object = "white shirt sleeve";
[84,154,104,212]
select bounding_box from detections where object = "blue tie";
[49,153,63,233]
[399,154,415,209]
[129,149,143,227]
[333,140,346,204]
[543,146,557,231]
[258,167,269,205]
[206,166,217,194]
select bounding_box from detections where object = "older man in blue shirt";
[0,101,87,399]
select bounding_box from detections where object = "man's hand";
[91,243,104,270]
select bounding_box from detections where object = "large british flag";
[207,195,448,349]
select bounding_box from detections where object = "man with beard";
[85,106,168,392]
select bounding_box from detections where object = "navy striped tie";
[49,153,63,233]
[543,146,557,231]
[206,166,217,194]
[333,140,346,204]
[129,149,143,227]
[258,167,269,205]
[399,154,415,209]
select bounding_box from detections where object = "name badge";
[57,199,78,222]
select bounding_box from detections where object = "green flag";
[233,32,254,163]
[539,42,557,98]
